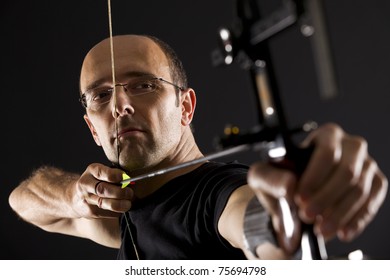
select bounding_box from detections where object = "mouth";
[117,127,146,138]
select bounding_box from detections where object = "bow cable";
[107,0,140,260]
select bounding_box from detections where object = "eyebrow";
[82,71,157,93]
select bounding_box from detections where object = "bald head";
[80,35,187,95]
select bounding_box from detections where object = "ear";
[180,88,196,126]
[83,114,102,146]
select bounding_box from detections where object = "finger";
[297,124,344,203]
[337,171,388,241]
[92,207,122,219]
[88,163,124,183]
[248,162,297,198]
[81,163,124,195]
[254,190,280,218]
[96,196,132,213]
[74,194,123,218]
[85,193,132,214]
[320,158,376,230]
[248,163,301,254]
[299,135,368,222]
[314,185,366,240]
[94,180,134,200]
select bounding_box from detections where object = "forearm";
[9,166,79,229]
[9,165,123,248]
[219,185,288,259]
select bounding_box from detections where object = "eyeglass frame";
[79,77,185,110]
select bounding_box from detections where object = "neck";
[129,128,203,199]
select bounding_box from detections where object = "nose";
[111,84,135,118]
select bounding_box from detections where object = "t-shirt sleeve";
[201,163,249,251]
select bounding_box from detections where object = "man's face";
[80,35,187,174]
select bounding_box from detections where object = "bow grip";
[272,143,328,259]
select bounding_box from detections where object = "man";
[8,34,387,259]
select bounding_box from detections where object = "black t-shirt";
[117,161,249,260]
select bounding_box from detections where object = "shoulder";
[195,161,249,180]
[197,161,249,189]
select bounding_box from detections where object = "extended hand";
[247,123,388,252]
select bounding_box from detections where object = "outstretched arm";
[219,123,388,259]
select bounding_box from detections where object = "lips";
[117,127,146,138]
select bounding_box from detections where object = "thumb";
[247,162,297,198]
[247,162,301,254]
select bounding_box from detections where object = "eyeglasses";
[79,77,185,111]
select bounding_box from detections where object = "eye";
[131,80,158,94]
[92,88,113,103]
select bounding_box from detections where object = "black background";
[1,0,390,259]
